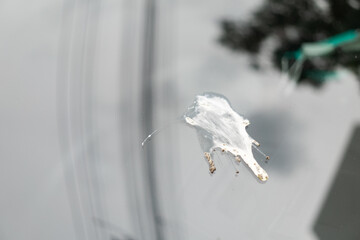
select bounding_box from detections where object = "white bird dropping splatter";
[184,93,269,182]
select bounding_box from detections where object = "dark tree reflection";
[219,0,360,87]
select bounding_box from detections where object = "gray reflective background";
[1,0,360,240]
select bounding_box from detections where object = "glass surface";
[1,0,360,240]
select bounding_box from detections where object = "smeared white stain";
[184,93,269,182]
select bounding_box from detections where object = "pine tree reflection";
[219,0,360,87]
